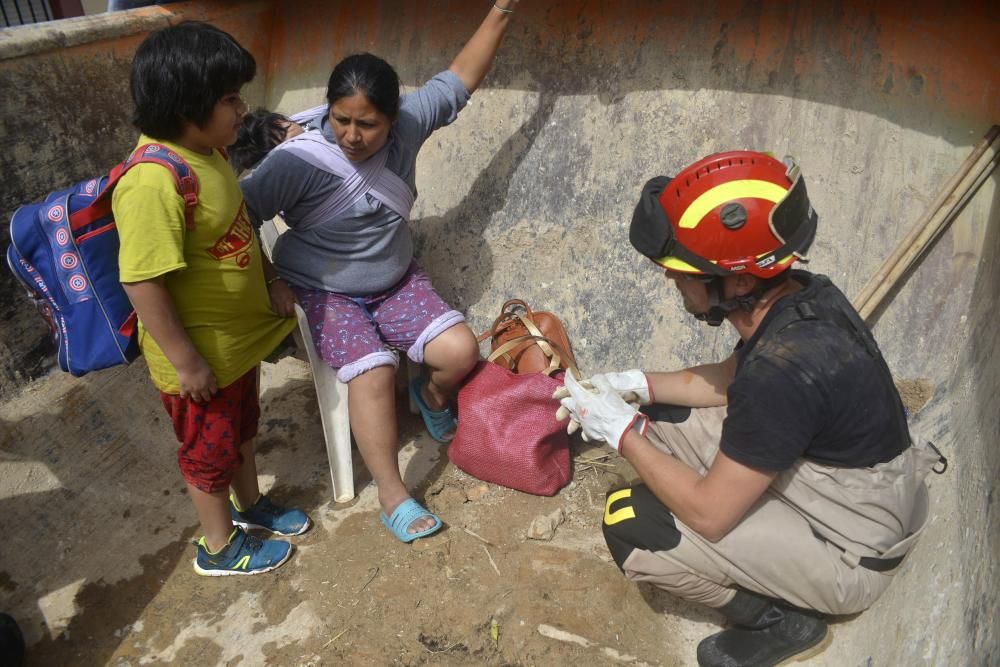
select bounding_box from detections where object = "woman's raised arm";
[448,1,521,94]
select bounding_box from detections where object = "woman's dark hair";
[326,53,400,119]
[230,109,290,173]
[130,21,256,140]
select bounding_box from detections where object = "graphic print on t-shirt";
[207,201,254,268]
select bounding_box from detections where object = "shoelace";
[193,530,264,559]
[255,498,282,517]
[241,532,265,554]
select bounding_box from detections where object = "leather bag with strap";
[478,299,578,376]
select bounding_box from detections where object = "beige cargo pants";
[602,406,938,615]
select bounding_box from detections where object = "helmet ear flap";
[630,176,675,260]
[769,161,817,260]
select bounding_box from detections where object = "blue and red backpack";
[6,143,198,376]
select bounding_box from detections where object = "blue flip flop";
[379,498,443,543]
[409,377,457,443]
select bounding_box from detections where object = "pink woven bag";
[450,334,581,495]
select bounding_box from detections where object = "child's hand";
[267,278,297,317]
[177,357,218,404]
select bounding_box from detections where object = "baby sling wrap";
[266,107,416,286]
[273,109,415,225]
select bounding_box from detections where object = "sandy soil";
[0,353,934,667]
[1,357,718,667]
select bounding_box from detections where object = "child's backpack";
[6,143,198,377]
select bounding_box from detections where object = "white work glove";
[552,371,648,452]
[555,369,654,406]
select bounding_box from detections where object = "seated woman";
[239,1,522,543]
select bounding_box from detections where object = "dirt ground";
[0,353,934,667]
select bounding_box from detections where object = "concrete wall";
[941,186,999,664]
[0,1,996,664]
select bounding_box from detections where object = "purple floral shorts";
[292,263,464,383]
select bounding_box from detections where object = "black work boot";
[696,590,828,667]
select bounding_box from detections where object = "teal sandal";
[380,498,442,543]
[409,377,457,443]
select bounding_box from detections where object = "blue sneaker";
[230,494,311,536]
[193,527,292,576]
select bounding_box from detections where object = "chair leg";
[325,380,354,503]
[293,304,355,503]
[257,218,280,260]
[259,217,355,503]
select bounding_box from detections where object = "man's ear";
[732,273,759,297]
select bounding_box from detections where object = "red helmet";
[630,151,817,278]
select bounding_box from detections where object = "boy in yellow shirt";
[115,22,306,576]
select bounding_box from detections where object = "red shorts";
[159,367,260,494]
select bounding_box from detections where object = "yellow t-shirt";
[114,136,295,393]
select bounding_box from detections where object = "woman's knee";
[347,364,396,392]
[336,351,398,384]
[423,323,479,372]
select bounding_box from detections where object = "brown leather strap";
[512,313,556,359]
[477,311,517,343]
[489,334,561,375]
[478,299,536,343]
[488,334,581,379]
[501,298,532,316]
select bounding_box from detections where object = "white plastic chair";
[258,218,418,503]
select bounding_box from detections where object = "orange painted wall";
[263,0,996,128]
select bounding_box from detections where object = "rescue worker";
[554,151,945,667]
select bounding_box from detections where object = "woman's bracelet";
[492,3,514,14]
[266,275,284,286]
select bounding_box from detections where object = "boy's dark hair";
[130,21,256,140]
[326,53,400,119]
[230,109,290,173]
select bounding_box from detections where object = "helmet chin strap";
[693,278,757,327]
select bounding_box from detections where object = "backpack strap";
[69,143,199,233]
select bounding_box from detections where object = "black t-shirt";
[720,271,910,471]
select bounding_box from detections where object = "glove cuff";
[617,414,649,456]
[642,372,654,404]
